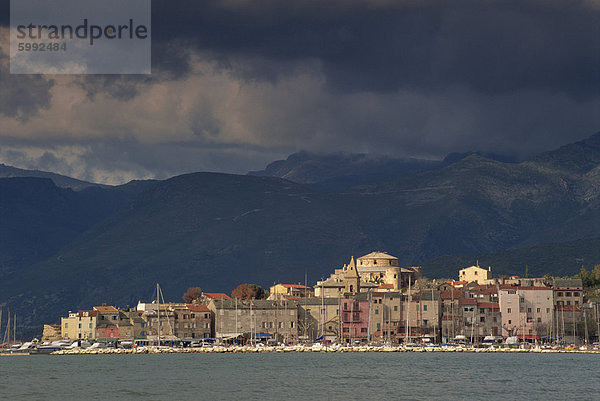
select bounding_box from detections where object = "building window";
[507,308,511,313]
[527,308,532,313]
[508,320,511,324]
[566,292,571,297]
[520,298,524,303]
[64,323,68,328]
[537,308,540,313]
[377,323,381,331]
[343,328,349,333]
[480,317,485,322]
[394,306,398,311]
[557,292,563,297]
[423,305,428,311]
[361,328,367,333]
[546,308,550,313]
[375,309,379,315]
[537,318,542,323]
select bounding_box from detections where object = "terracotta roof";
[478,302,500,310]
[203,293,232,300]
[284,296,299,301]
[77,310,98,317]
[280,284,311,289]
[378,284,394,289]
[471,285,498,295]
[440,291,462,300]
[186,304,210,312]
[460,298,477,305]
[93,306,118,313]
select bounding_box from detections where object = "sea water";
[1,352,599,400]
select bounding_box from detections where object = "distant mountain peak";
[248,151,441,190]
[533,131,600,174]
[0,163,105,191]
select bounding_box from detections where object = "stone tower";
[344,256,360,294]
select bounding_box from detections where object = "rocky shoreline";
[46,344,600,355]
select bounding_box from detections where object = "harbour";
[1,352,599,400]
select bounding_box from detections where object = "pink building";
[341,295,370,343]
[498,285,553,341]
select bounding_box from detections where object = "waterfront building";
[172,304,213,339]
[209,298,298,344]
[117,309,149,340]
[61,310,98,340]
[137,302,178,341]
[498,285,553,341]
[440,289,462,342]
[340,293,370,344]
[297,297,340,342]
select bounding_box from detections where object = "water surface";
[1,352,599,400]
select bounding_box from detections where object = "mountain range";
[3,132,600,336]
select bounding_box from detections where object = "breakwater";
[48,344,600,355]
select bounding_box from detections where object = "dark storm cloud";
[0,0,598,183]
[0,48,54,120]
[150,0,600,97]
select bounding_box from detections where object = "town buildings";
[209,298,298,344]
[50,251,600,346]
[498,285,553,340]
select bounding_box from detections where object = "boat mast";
[5,311,10,345]
[156,283,160,346]
[406,276,411,343]
[321,279,324,339]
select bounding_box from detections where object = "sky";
[0,0,599,184]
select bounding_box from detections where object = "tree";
[182,287,203,303]
[231,283,267,300]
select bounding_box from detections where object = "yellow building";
[458,265,491,285]
[61,310,98,340]
[269,284,312,300]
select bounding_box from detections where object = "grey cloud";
[150,0,600,98]
[0,0,598,183]
[0,53,54,120]
[0,136,285,184]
